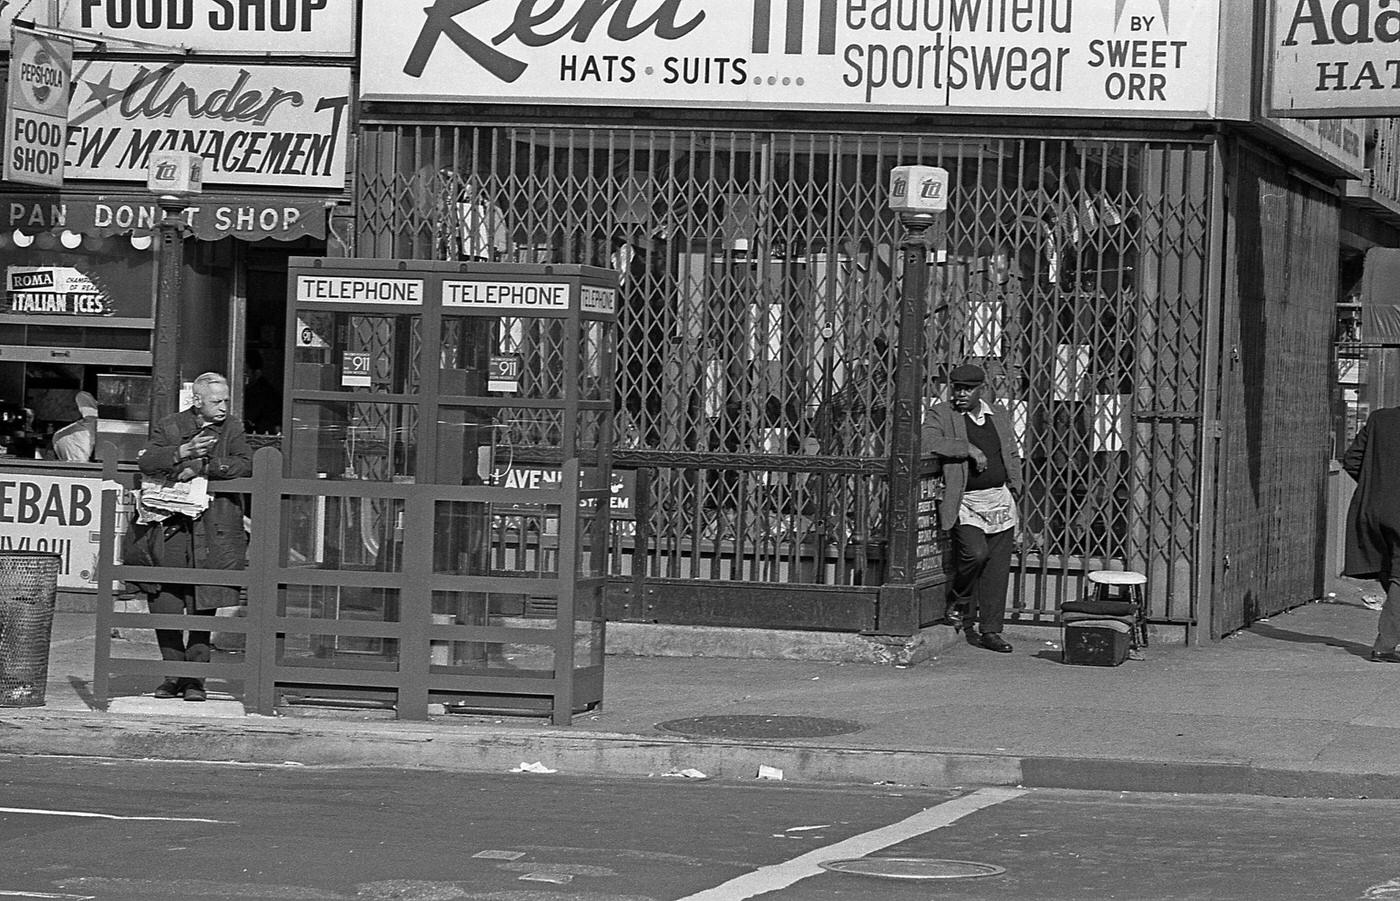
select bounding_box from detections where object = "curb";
[3,708,1397,800]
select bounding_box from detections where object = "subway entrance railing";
[91,447,608,725]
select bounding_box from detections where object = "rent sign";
[65,61,351,189]
[362,0,1220,116]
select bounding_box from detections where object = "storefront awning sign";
[0,194,328,241]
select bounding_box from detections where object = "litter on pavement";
[510,761,557,774]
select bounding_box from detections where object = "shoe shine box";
[1064,619,1131,666]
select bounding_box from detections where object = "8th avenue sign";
[1269,0,1400,117]
[5,28,72,187]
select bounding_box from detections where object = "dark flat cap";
[949,363,985,386]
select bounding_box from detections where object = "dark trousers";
[149,586,215,686]
[948,524,1013,635]
[1377,574,1400,652]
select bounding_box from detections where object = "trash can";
[0,551,61,707]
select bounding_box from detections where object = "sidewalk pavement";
[5,580,1400,799]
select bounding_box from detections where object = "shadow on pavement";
[1246,622,1372,659]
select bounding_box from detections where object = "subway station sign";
[362,0,1221,116]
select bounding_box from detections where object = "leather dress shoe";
[980,633,1014,653]
[1370,650,1400,663]
[153,680,181,699]
[182,683,207,702]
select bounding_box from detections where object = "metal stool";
[1059,570,1149,661]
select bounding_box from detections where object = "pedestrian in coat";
[137,372,252,700]
[922,363,1022,653]
[1342,406,1400,663]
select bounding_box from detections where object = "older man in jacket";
[922,364,1022,653]
[137,372,252,701]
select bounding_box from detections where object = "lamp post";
[878,166,948,634]
[146,151,203,428]
[150,196,188,427]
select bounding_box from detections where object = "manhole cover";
[656,715,863,739]
[819,858,1006,880]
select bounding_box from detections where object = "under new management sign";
[361,0,1220,117]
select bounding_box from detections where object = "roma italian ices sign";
[361,0,1221,116]
[1269,0,1400,116]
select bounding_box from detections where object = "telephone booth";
[277,258,617,719]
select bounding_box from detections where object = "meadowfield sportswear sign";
[362,0,1220,117]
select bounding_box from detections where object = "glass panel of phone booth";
[292,312,423,395]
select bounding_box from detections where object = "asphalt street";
[3,756,1399,901]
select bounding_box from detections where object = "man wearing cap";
[52,391,99,462]
[922,363,1022,653]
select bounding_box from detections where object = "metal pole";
[877,216,934,633]
[150,196,188,428]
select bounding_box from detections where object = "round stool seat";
[1088,570,1146,586]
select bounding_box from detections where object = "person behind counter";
[52,392,99,462]
[136,372,252,702]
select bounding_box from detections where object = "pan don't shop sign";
[362,0,1220,116]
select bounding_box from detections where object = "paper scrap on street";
[660,768,709,779]
[519,873,572,884]
[473,850,526,860]
[511,761,557,774]
[757,765,784,781]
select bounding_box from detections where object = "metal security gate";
[356,120,1212,633]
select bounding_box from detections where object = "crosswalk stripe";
[676,786,1027,900]
[0,806,225,823]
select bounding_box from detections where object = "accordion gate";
[356,122,1212,634]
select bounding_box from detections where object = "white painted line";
[0,807,225,823]
[0,892,96,899]
[676,787,1027,901]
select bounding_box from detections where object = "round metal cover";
[656,715,862,739]
[819,858,1006,880]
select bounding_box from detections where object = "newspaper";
[135,476,210,522]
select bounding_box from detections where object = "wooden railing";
[91,446,606,725]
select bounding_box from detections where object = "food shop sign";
[362,0,1220,117]
[61,0,355,55]
[5,29,72,188]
